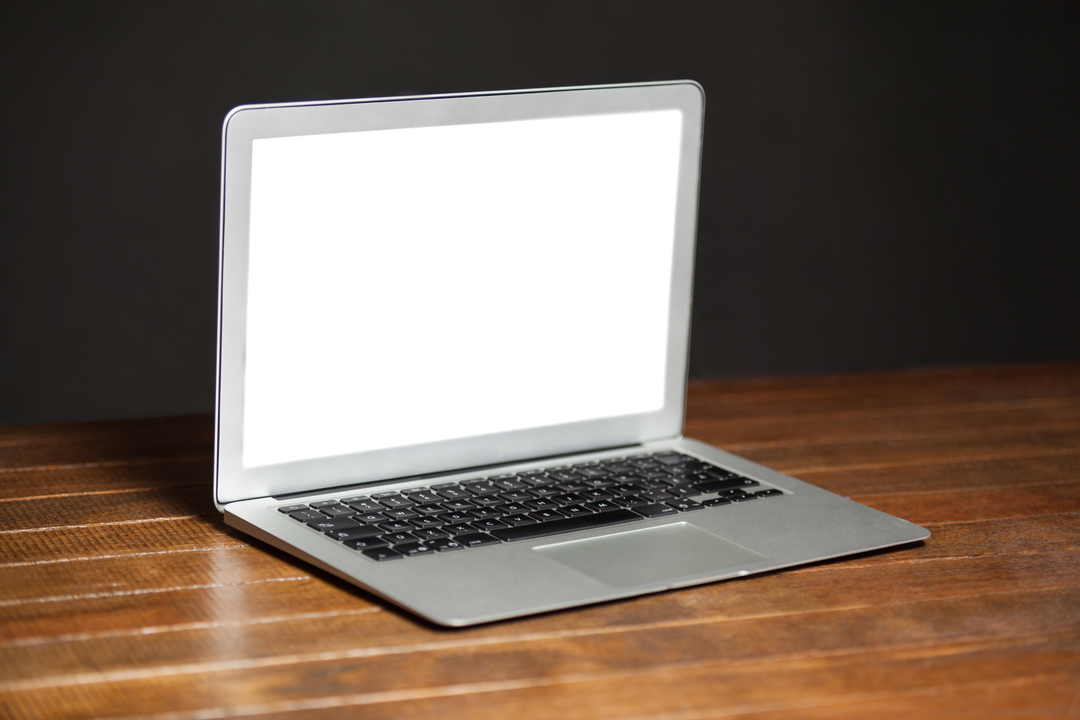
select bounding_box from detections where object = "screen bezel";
[216,81,705,506]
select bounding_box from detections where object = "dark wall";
[3,1,1078,424]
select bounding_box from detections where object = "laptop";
[215,80,929,626]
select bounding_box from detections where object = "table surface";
[2,362,1079,719]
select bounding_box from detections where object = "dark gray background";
[2,1,1078,424]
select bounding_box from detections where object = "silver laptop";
[215,80,929,626]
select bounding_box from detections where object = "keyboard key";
[289,510,324,522]
[660,475,697,487]
[654,453,693,466]
[585,500,620,513]
[277,505,309,514]
[413,527,450,541]
[502,514,537,527]
[455,533,501,547]
[381,531,418,544]
[442,523,477,535]
[427,538,466,552]
[309,499,342,508]
[612,495,649,508]
[438,511,473,524]
[435,487,472,500]
[354,511,388,524]
[552,493,584,505]
[308,518,361,531]
[472,519,509,532]
[496,502,530,515]
[345,499,384,513]
[462,480,499,494]
[527,485,563,497]
[362,547,403,561]
[467,507,503,520]
[756,489,784,498]
[492,508,641,541]
[373,494,414,509]
[666,499,705,512]
[326,525,383,541]
[470,494,506,507]
[517,474,552,486]
[318,505,356,517]
[694,477,760,494]
[402,489,441,504]
[499,490,533,501]
[395,542,435,557]
[441,500,477,511]
[528,509,566,522]
[383,507,419,520]
[344,536,389,550]
[635,503,679,518]
[730,494,758,503]
[702,497,732,507]
[524,497,558,510]
[412,503,447,516]
[408,516,445,529]
[491,477,527,490]
[378,520,415,533]
[559,504,593,517]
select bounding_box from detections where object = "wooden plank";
[0,484,212,533]
[794,453,1080,496]
[0,543,308,605]
[3,510,1072,648]
[706,428,1080,474]
[686,401,1080,448]
[4,429,1078,536]
[0,515,243,566]
[685,362,1080,406]
[0,414,212,446]
[0,458,212,501]
[855,483,1080,525]
[3,476,1077,604]
[0,429,212,471]
[4,539,1078,679]
[223,640,1079,720]
[2,364,1077,720]
[2,591,1076,719]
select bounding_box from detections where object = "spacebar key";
[491,508,642,542]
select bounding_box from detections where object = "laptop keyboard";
[276,451,784,562]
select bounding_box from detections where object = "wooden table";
[3,363,1079,719]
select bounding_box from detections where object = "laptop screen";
[242,110,683,468]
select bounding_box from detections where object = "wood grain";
[1,362,1078,719]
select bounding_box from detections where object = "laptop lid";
[215,81,705,506]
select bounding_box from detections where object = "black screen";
[248,112,678,462]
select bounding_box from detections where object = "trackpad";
[534,522,768,588]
